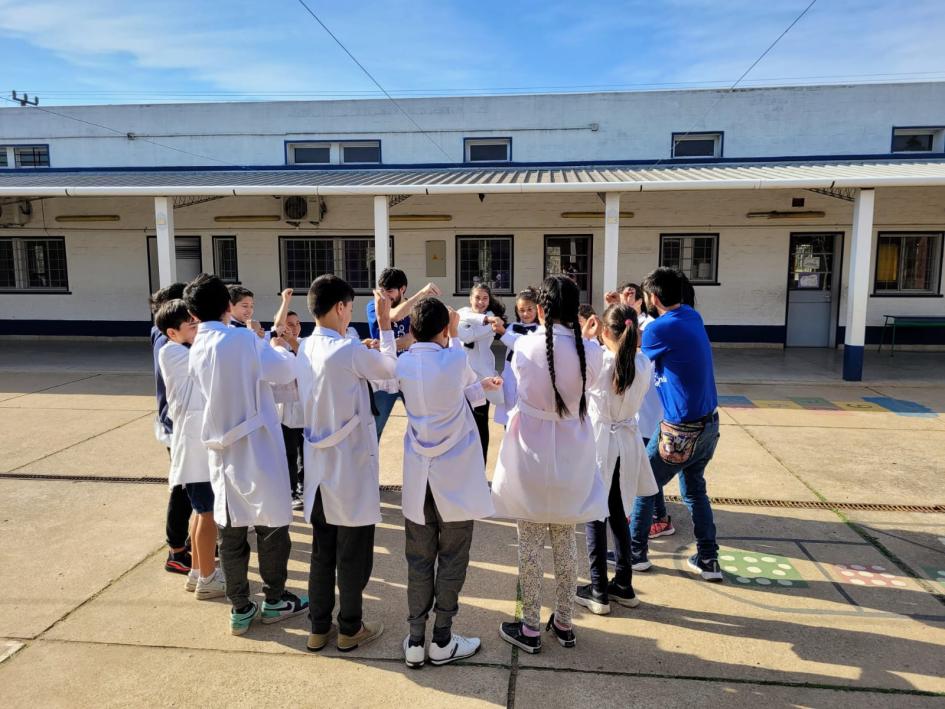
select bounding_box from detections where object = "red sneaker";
[648,516,676,539]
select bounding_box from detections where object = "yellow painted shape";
[835,401,886,412]
[753,399,803,409]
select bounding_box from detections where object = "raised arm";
[272,288,293,336]
[389,282,441,323]
[257,335,296,385]
[352,290,398,381]
[457,311,495,344]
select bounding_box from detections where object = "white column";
[842,188,875,381]
[603,192,621,301]
[373,195,390,277]
[154,196,176,287]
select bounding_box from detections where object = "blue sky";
[1,0,944,105]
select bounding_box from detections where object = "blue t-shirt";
[366,300,410,341]
[641,305,718,424]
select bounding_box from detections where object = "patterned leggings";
[517,520,577,630]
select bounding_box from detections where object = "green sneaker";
[230,601,259,636]
[261,592,310,625]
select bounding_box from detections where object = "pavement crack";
[0,373,101,404]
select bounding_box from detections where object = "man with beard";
[366,268,442,437]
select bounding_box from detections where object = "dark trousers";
[282,425,304,494]
[166,482,193,549]
[585,459,633,593]
[470,402,490,463]
[309,488,376,636]
[217,520,291,610]
[405,487,474,640]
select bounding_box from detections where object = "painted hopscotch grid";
[718,549,808,589]
[830,563,911,589]
[921,566,945,591]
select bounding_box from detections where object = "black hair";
[183,273,231,323]
[642,267,683,308]
[601,304,639,395]
[578,303,597,321]
[538,275,587,421]
[287,310,299,318]
[155,299,193,336]
[470,282,506,320]
[308,274,355,318]
[148,282,185,316]
[620,282,642,301]
[228,284,254,305]
[677,270,696,308]
[514,287,539,322]
[409,297,450,343]
[377,267,408,291]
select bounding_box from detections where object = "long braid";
[544,306,569,418]
[571,320,588,421]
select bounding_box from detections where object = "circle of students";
[149,264,720,666]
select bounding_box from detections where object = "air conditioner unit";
[282,196,325,224]
[0,201,31,227]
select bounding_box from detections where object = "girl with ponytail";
[492,275,606,654]
[575,304,658,616]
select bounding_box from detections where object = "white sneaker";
[403,635,425,669]
[184,568,199,593]
[632,559,653,572]
[195,568,226,600]
[428,633,481,666]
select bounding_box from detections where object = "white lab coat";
[589,351,659,517]
[457,307,503,405]
[158,342,209,489]
[296,327,397,527]
[396,339,495,525]
[635,313,664,440]
[491,324,607,524]
[189,321,296,528]
[273,337,306,429]
[494,323,539,426]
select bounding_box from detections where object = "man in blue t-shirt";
[366,268,442,438]
[629,267,723,582]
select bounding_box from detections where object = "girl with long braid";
[492,276,606,653]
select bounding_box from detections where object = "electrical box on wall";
[425,240,446,277]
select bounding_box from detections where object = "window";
[660,234,719,284]
[464,138,511,163]
[280,237,378,292]
[1,145,50,168]
[289,143,331,164]
[671,132,722,159]
[147,236,202,294]
[891,127,943,153]
[0,237,68,291]
[456,236,513,294]
[213,236,239,283]
[286,140,381,165]
[341,141,381,164]
[874,232,943,295]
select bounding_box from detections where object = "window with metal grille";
[0,237,68,291]
[13,145,50,167]
[280,237,377,292]
[659,234,719,284]
[213,236,239,283]
[456,236,513,294]
[874,232,943,294]
[671,133,722,159]
[0,150,7,168]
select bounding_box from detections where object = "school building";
[1,82,944,380]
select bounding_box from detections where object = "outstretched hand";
[582,314,602,340]
[448,307,460,338]
[374,288,392,331]
[480,376,503,392]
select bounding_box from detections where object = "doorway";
[147,236,203,294]
[544,235,592,303]
[785,232,843,347]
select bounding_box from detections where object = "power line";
[293,0,453,161]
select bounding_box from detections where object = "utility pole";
[11,91,39,106]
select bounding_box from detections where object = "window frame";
[890,126,944,154]
[278,235,386,295]
[670,132,723,159]
[454,234,515,296]
[0,236,69,293]
[871,231,944,297]
[284,139,382,166]
[286,142,332,165]
[339,140,382,165]
[463,137,512,163]
[658,233,720,285]
[0,144,51,169]
[212,235,240,284]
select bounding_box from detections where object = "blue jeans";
[642,438,667,520]
[373,391,401,440]
[630,415,720,562]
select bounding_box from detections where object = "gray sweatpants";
[218,521,291,610]
[404,487,474,640]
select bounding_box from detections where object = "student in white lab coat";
[457,283,505,461]
[184,273,309,637]
[295,276,398,654]
[575,304,658,615]
[156,299,225,600]
[493,276,606,654]
[396,298,501,668]
[491,287,540,427]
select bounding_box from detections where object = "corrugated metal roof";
[1,158,945,196]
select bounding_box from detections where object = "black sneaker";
[607,581,641,608]
[545,613,576,648]
[687,554,724,582]
[499,621,542,654]
[165,549,192,574]
[574,583,611,615]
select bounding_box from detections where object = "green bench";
[878,315,945,355]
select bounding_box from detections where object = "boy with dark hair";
[156,299,224,599]
[271,288,305,510]
[396,297,500,668]
[228,284,265,338]
[630,267,722,582]
[184,273,310,635]
[296,275,398,653]
[149,282,193,575]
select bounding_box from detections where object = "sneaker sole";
[429,643,481,666]
[165,562,190,575]
[261,606,309,624]
[611,595,641,608]
[554,637,576,648]
[307,628,338,653]
[686,559,724,583]
[631,562,652,572]
[338,627,384,652]
[648,528,676,539]
[574,595,611,616]
[498,626,541,654]
[405,658,425,669]
[195,588,226,600]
